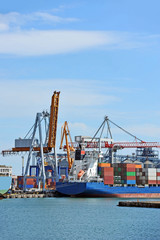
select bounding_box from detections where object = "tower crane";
[59,121,75,170]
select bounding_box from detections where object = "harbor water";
[1,197,160,240]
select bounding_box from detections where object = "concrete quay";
[118,201,160,208]
[3,192,57,199]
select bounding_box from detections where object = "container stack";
[113,163,136,185]
[113,163,122,184]
[156,169,160,184]
[98,163,111,176]
[98,163,114,185]
[17,176,38,189]
[135,165,145,185]
[98,163,160,186]
[121,163,136,185]
[102,167,114,185]
[144,168,157,185]
[144,168,156,185]
[17,176,23,189]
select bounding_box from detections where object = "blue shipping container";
[124,180,136,184]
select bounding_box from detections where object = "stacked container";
[113,163,122,184]
[102,167,114,185]
[144,168,157,185]
[121,163,136,185]
[98,163,111,176]
[17,176,38,189]
[113,163,136,185]
[156,169,160,184]
[135,167,145,185]
[17,176,23,189]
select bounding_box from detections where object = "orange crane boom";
[60,121,75,169]
[48,91,60,150]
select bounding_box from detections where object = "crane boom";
[84,141,160,149]
[60,121,75,169]
[64,141,160,149]
[48,91,60,150]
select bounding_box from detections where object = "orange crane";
[59,121,75,170]
[48,91,60,151]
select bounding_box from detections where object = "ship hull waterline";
[56,182,160,198]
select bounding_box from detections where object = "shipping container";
[98,163,111,167]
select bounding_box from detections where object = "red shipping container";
[102,172,114,176]
[26,178,35,185]
[125,176,136,180]
[147,180,157,184]
[104,180,114,185]
[102,167,113,176]
[157,172,160,176]
[120,163,136,168]
[157,181,160,184]
[102,167,114,172]
[104,176,114,181]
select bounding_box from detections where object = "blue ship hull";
[56,182,160,198]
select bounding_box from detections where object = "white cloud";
[0,23,9,31]
[0,30,114,56]
[34,12,78,23]
[0,79,121,118]
[0,29,159,56]
[0,11,78,31]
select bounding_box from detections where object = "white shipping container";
[144,168,156,176]
[156,169,160,173]
[145,176,157,180]
[157,176,160,180]
[146,168,156,173]
[145,174,157,177]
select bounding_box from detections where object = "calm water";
[0,197,160,240]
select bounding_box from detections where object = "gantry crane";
[2,91,60,155]
[67,116,160,164]
[60,121,75,170]
[2,91,60,191]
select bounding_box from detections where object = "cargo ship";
[0,165,12,196]
[56,145,160,198]
[56,182,160,198]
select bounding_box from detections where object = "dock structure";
[118,201,160,208]
[2,191,57,199]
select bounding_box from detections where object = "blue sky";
[0,0,160,174]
